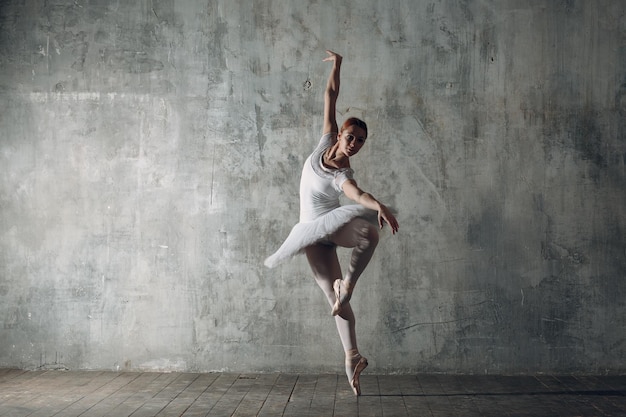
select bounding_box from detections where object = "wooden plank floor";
[0,369,625,416]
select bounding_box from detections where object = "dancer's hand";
[323,50,342,63]
[378,205,399,234]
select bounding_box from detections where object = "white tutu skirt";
[264,204,376,268]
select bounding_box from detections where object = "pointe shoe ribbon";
[332,279,342,315]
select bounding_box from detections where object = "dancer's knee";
[359,223,379,250]
[369,224,379,246]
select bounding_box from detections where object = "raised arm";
[322,50,342,135]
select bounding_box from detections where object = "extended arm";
[342,180,399,234]
[322,50,342,135]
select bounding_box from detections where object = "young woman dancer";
[265,50,399,395]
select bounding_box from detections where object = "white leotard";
[300,133,355,222]
[265,133,371,268]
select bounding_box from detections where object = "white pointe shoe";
[348,355,368,396]
[331,279,353,316]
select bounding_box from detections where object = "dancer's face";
[339,125,367,157]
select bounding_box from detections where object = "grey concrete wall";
[0,0,624,374]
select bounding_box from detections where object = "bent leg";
[332,218,379,286]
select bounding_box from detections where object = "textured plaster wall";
[0,0,625,374]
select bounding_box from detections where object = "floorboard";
[0,369,624,416]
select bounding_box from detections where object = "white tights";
[304,218,379,356]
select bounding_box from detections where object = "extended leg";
[305,242,368,396]
[305,243,357,349]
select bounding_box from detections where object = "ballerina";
[265,50,399,395]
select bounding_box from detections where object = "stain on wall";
[0,0,624,374]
